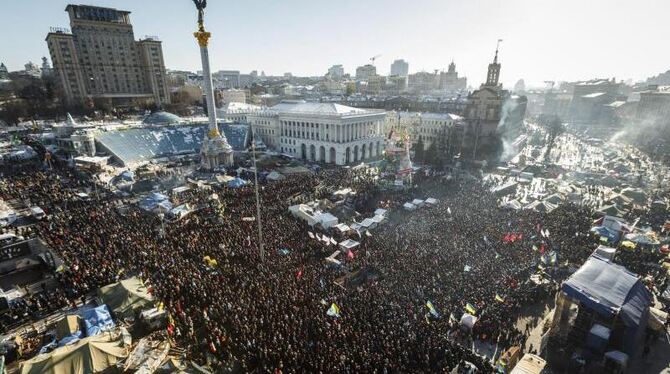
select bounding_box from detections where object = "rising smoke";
[496,98,522,163]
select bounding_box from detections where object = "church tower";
[485,40,502,87]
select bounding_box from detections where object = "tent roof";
[56,315,81,339]
[562,256,651,327]
[97,277,154,319]
[20,333,127,374]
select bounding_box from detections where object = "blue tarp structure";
[590,226,620,242]
[562,256,651,355]
[139,192,172,212]
[81,305,116,336]
[119,170,135,181]
[227,177,248,188]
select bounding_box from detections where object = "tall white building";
[390,59,409,77]
[248,100,386,165]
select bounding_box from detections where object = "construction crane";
[369,54,381,66]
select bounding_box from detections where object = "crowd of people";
[0,163,602,372]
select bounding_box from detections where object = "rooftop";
[270,100,378,117]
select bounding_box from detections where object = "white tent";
[360,218,377,229]
[425,198,438,205]
[403,203,417,211]
[460,313,478,329]
[411,199,425,207]
[374,208,388,216]
[339,239,360,250]
[326,250,341,265]
[334,223,350,233]
[266,171,285,181]
[593,245,616,262]
[316,212,339,229]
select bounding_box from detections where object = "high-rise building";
[0,63,8,80]
[327,64,344,80]
[390,59,409,77]
[439,61,467,93]
[46,4,170,106]
[355,64,377,81]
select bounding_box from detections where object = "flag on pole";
[465,303,477,315]
[296,268,303,279]
[308,231,315,239]
[347,250,355,259]
[320,299,328,306]
[426,301,440,318]
[366,230,372,237]
[327,303,341,318]
[449,313,458,323]
[495,294,505,303]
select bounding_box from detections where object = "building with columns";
[248,100,386,165]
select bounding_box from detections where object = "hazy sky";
[1,0,668,88]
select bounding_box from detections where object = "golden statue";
[192,0,211,47]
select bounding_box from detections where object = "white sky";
[1,0,668,88]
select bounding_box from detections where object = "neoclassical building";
[248,100,386,165]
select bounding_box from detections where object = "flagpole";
[250,123,265,261]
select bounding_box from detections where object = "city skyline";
[1,0,669,88]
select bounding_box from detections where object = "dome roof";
[142,111,181,125]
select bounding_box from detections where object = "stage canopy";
[562,256,651,328]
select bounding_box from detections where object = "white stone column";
[199,45,218,134]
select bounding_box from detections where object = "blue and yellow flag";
[327,303,341,318]
[426,301,440,318]
[465,303,477,315]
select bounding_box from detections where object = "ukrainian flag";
[465,303,477,315]
[426,301,440,318]
[327,303,341,318]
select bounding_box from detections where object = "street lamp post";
[250,124,265,261]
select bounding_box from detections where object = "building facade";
[408,71,440,93]
[215,89,247,106]
[439,62,467,93]
[636,85,670,126]
[327,64,345,80]
[390,59,409,77]
[355,64,377,81]
[248,101,385,165]
[46,4,170,106]
[385,111,461,149]
[463,46,506,154]
[213,70,241,89]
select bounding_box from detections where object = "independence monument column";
[193,0,233,169]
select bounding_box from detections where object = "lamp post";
[249,123,265,261]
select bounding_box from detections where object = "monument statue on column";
[193,0,233,170]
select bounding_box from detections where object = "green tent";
[20,333,128,374]
[97,277,154,319]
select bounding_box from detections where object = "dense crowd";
[0,165,600,372]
